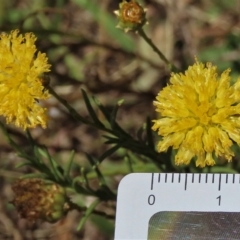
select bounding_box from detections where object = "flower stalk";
[137,28,178,72]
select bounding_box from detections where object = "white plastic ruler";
[114,173,240,240]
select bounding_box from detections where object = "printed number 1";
[216,195,221,206]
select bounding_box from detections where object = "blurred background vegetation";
[0,0,240,239]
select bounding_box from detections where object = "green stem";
[68,200,115,220]
[74,199,114,230]
[137,28,179,72]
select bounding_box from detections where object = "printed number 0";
[148,194,155,205]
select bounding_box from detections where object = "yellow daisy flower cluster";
[0,30,51,130]
[152,61,240,167]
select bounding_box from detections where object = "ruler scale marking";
[115,173,240,239]
[150,173,154,190]
[184,174,187,190]
[218,174,221,191]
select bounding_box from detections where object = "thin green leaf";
[26,129,35,149]
[48,86,90,124]
[81,89,104,128]
[77,199,101,231]
[36,146,48,159]
[124,156,134,173]
[90,215,114,237]
[84,153,106,186]
[110,99,123,127]
[98,144,122,163]
[72,176,95,195]
[95,185,116,201]
[0,122,23,153]
[64,150,75,180]
[94,98,130,138]
[94,97,111,122]
[104,139,119,145]
[102,134,116,140]
[15,161,31,169]
[85,152,96,166]
[43,146,64,181]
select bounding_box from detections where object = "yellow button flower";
[0,30,51,130]
[152,60,240,167]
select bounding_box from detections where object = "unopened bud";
[11,178,69,223]
[114,0,147,32]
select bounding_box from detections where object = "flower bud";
[11,178,69,223]
[114,0,147,32]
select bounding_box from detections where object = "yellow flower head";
[152,60,240,167]
[0,30,51,130]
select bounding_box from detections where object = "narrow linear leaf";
[36,146,48,159]
[77,199,101,231]
[15,161,31,169]
[102,135,116,140]
[0,122,23,153]
[95,184,117,201]
[48,86,90,124]
[109,100,131,137]
[98,144,122,163]
[93,97,111,122]
[94,97,131,138]
[110,100,123,127]
[80,168,96,192]
[124,156,134,173]
[72,177,95,195]
[84,153,106,186]
[64,150,75,180]
[43,146,64,181]
[85,152,96,166]
[26,129,35,149]
[91,215,114,237]
[104,139,120,145]
[81,89,105,128]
